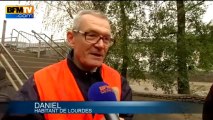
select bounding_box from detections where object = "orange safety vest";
[34,59,121,120]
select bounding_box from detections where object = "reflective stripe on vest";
[34,59,121,120]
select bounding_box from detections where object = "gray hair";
[72,10,109,30]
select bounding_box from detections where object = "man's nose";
[94,38,105,48]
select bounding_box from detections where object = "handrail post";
[38,40,41,58]
[50,35,54,55]
[10,31,13,49]
[50,35,53,47]
[1,20,6,45]
[16,32,20,49]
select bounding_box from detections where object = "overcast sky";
[0,1,213,41]
[0,1,45,39]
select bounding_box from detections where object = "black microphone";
[88,82,120,120]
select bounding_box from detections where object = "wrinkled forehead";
[78,14,112,35]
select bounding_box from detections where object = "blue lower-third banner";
[0,101,202,114]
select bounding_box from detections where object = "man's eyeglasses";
[73,30,114,47]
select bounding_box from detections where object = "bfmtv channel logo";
[6,6,34,19]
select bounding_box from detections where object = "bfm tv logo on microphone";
[99,85,113,94]
[6,6,34,18]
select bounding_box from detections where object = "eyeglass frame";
[72,30,114,47]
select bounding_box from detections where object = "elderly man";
[3,10,133,120]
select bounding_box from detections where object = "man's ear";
[67,31,75,48]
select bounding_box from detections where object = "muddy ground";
[130,80,212,120]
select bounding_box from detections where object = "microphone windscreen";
[88,82,117,101]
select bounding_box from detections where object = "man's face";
[67,14,112,71]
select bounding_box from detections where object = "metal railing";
[9,29,68,59]
[0,42,28,90]
[10,29,31,49]
[53,38,70,50]
[31,30,66,59]
[11,29,69,57]
[0,28,69,91]
[0,62,19,91]
[38,33,69,54]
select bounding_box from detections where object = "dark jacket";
[203,84,213,120]
[2,51,133,120]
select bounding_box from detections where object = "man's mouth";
[90,53,103,57]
